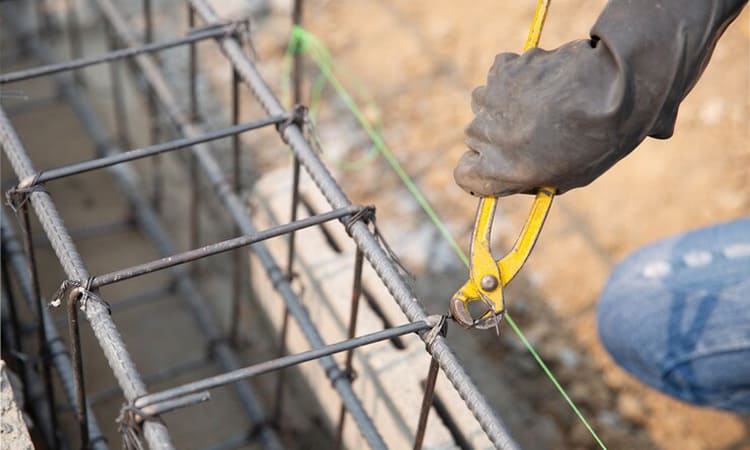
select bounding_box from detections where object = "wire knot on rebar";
[117,401,151,450]
[423,314,448,353]
[194,16,258,60]
[276,103,306,134]
[50,278,110,313]
[4,174,45,213]
[344,204,376,237]
[345,205,414,282]
[327,364,358,387]
[276,103,323,152]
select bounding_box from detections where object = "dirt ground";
[248,1,749,449]
[2,0,749,449]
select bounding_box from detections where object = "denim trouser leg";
[597,217,750,413]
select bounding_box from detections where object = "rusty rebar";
[0,24,235,84]
[136,319,435,410]
[274,0,305,425]
[187,0,521,446]
[335,248,365,450]
[188,3,201,257]
[12,114,287,190]
[106,25,132,147]
[66,284,90,448]
[95,0,386,444]
[229,67,243,346]
[85,205,364,290]
[413,357,440,450]
[16,202,60,448]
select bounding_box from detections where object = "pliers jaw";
[450,189,554,331]
[449,283,505,330]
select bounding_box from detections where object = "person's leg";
[597,217,750,413]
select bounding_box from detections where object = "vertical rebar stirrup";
[273,0,305,427]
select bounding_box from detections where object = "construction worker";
[454,0,749,412]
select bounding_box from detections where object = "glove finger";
[454,148,528,197]
[488,52,519,80]
[471,86,486,114]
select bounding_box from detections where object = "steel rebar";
[86,205,363,289]
[413,357,440,450]
[0,210,109,450]
[95,0,387,446]
[1,104,171,449]
[136,319,435,409]
[187,1,521,447]
[9,7,286,443]
[16,202,61,445]
[142,0,162,214]
[0,4,174,447]
[187,3,201,261]
[2,0,528,447]
[14,114,287,190]
[335,248,364,450]
[275,0,304,425]
[0,25,238,84]
[65,0,83,60]
[229,68,242,346]
[3,20,285,450]
[106,25,132,147]
[65,283,90,447]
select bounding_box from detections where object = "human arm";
[454,0,747,197]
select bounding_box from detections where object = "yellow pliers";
[449,190,554,329]
[449,0,554,330]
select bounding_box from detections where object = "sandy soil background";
[248,1,750,448]
[2,0,748,448]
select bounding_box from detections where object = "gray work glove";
[455,0,747,197]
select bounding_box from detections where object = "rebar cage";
[1,1,519,449]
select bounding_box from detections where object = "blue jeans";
[597,217,750,413]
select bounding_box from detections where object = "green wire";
[285,25,607,450]
[289,27,470,267]
[281,29,382,171]
[504,314,607,449]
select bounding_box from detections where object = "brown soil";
[3,0,748,449]
[250,1,750,449]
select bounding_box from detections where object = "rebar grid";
[0,1,520,449]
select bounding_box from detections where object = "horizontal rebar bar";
[140,391,211,418]
[15,114,287,189]
[187,1,521,448]
[94,1,387,447]
[18,6,286,443]
[1,104,174,449]
[0,4,173,448]
[88,205,364,289]
[0,23,236,84]
[136,318,436,409]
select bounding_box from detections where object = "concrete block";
[250,167,492,449]
[1,361,33,450]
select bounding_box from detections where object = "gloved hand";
[455,0,747,197]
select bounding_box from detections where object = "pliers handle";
[450,0,554,330]
[449,188,554,329]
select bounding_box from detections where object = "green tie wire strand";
[283,25,607,450]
